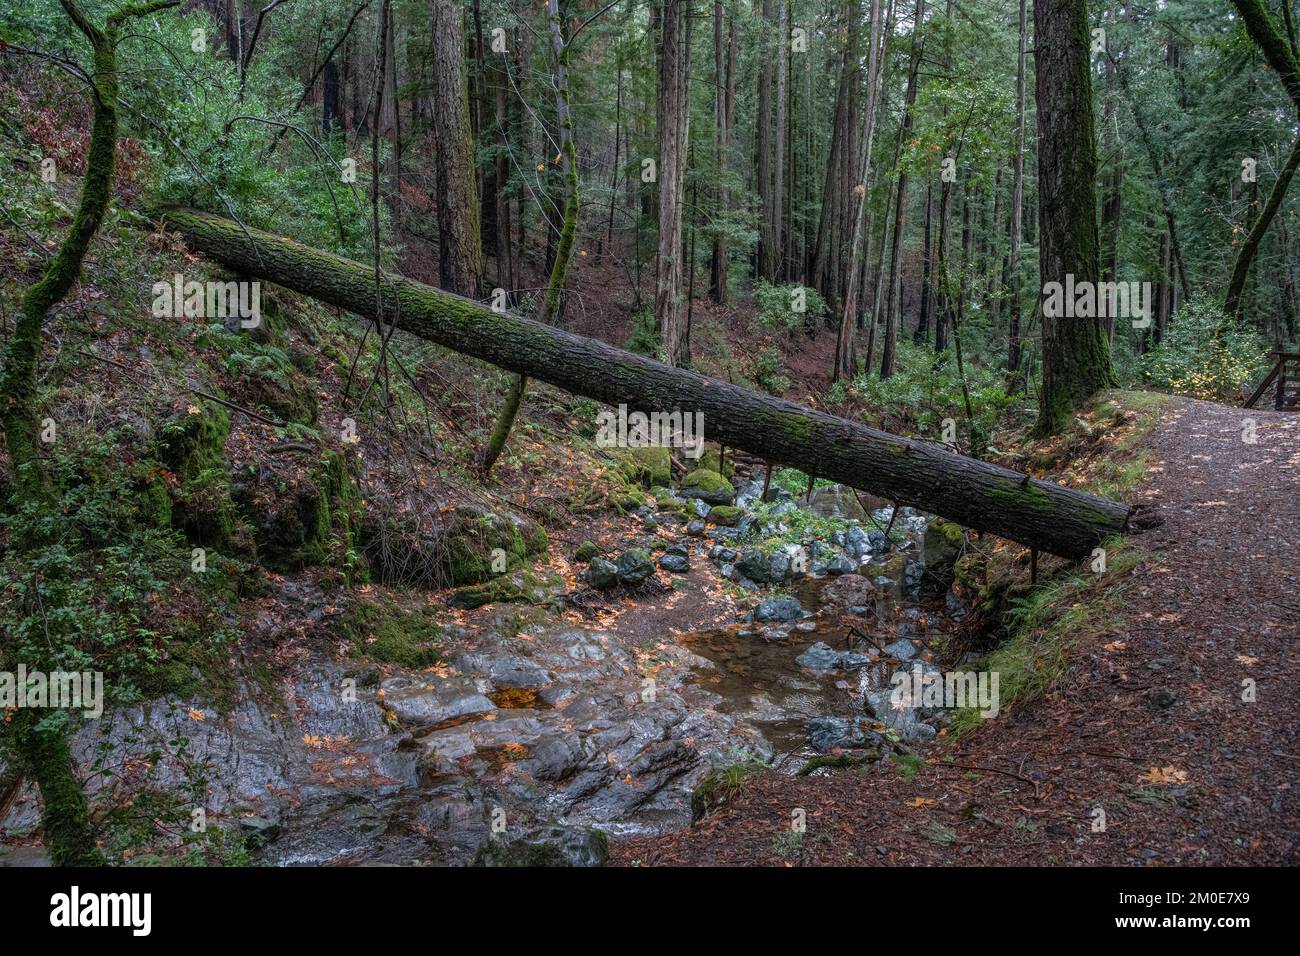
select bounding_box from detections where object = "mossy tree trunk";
[164,207,1132,558]
[0,0,179,868]
[477,0,580,478]
[429,0,483,297]
[1225,0,1300,320]
[1032,0,1116,435]
[654,0,693,367]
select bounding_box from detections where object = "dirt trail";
[614,397,1300,866]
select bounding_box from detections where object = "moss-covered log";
[161,207,1132,558]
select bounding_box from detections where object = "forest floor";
[613,397,1300,866]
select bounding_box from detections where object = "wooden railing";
[1244,351,1300,409]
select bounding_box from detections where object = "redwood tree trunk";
[655,0,693,366]
[429,0,483,296]
[1033,0,1116,434]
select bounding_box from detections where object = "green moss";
[249,451,364,576]
[442,507,548,586]
[690,447,734,479]
[679,468,734,504]
[575,541,600,562]
[448,569,563,610]
[336,592,443,667]
[159,403,231,480]
[616,446,671,488]
[706,505,743,526]
[798,753,874,776]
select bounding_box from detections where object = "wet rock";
[588,558,619,589]
[796,641,872,671]
[615,549,655,585]
[736,548,771,583]
[754,595,803,622]
[686,519,706,536]
[525,733,588,781]
[808,716,882,753]
[679,469,735,506]
[823,573,875,607]
[825,555,858,575]
[472,825,608,867]
[382,676,496,727]
[452,652,552,689]
[659,553,690,573]
[883,639,919,661]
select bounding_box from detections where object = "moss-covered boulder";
[614,549,655,586]
[335,591,443,667]
[575,541,600,563]
[922,518,964,591]
[679,468,734,506]
[442,507,549,586]
[448,569,564,610]
[158,402,230,480]
[588,558,619,589]
[239,450,365,574]
[706,504,744,526]
[616,445,671,488]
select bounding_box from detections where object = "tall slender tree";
[1033,0,1116,434]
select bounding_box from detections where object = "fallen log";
[161,207,1131,558]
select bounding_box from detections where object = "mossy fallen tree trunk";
[161,208,1131,559]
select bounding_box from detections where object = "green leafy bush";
[1142,297,1270,402]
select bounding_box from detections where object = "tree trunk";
[1007,0,1027,383]
[710,2,735,304]
[881,0,926,378]
[429,0,483,296]
[757,0,777,279]
[477,0,580,477]
[0,0,180,869]
[164,208,1132,558]
[654,0,693,366]
[833,0,885,381]
[1033,0,1116,434]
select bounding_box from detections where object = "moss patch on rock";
[679,468,734,505]
[615,445,672,488]
[448,569,565,610]
[443,507,548,586]
[706,505,743,526]
[335,591,444,667]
